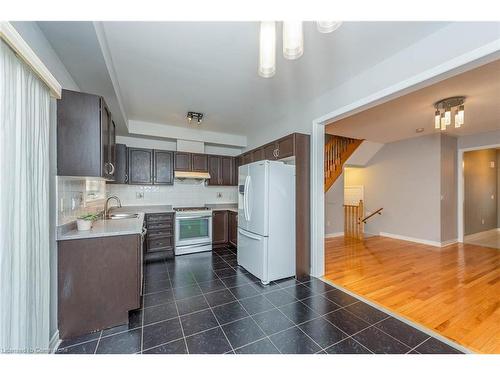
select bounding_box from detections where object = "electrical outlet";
[136,192,144,199]
[482,219,485,225]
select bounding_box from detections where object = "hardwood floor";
[324,235,500,354]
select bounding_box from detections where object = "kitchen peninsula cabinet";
[58,234,141,339]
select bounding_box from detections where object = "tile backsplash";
[56,177,238,226]
[57,176,106,226]
[107,180,238,207]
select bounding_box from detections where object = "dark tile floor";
[56,246,463,354]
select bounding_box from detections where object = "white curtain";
[0,40,51,353]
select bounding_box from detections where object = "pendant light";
[258,21,276,78]
[316,21,343,33]
[283,21,304,60]
[434,110,441,129]
[433,97,466,131]
[455,105,465,127]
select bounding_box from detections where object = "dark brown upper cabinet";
[212,210,228,246]
[128,148,174,185]
[207,155,234,186]
[109,143,128,184]
[57,89,116,180]
[191,153,208,172]
[207,155,221,186]
[233,157,240,186]
[242,152,253,165]
[252,148,265,162]
[153,150,174,185]
[239,134,297,166]
[128,148,153,185]
[174,152,192,171]
[276,135,295,159]
[263,143,277,160]
[221,156,233,185]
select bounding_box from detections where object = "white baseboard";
[325,232,344,238]
[441,239,458,247]
[379,232,455,248]
[49,330,61,353]
[464,228,500,241]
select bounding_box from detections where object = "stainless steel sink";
[106,213,139,220]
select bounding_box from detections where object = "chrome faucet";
[104,196,122,218]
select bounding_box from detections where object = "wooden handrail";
[361,208,383,224]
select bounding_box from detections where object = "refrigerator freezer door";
[237,228,269,284]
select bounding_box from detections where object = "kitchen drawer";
[147,228,173,238]
[146,213,174,223]
[146,222,173,231]
[147,236,174,251]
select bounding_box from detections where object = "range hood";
[174,171,211,180]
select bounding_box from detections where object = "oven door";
[175,215,212,247]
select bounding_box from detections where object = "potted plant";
[76,213,99,231]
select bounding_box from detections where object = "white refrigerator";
[237,160,295,284]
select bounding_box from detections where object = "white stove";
[173,207,212,255]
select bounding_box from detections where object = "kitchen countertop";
[57,213,145,241]
[56,204,238,241]
[206,204,238,213]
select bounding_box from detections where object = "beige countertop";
[205,204,238,213]
[57,213,145,241]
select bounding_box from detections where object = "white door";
[237,228,269,283]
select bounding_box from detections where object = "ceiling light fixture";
[433,97,466,131]
[187,111,203,125]
[258,21,342,78]
[283,21,304,60]
[316,21,343,33]
[258,21,276,78]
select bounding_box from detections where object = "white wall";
[336,134,443,243]
[325,171,345,236]
[457,129,500,150]
[440,135,458,242]
[245,23,500,149]
[11,22,80,346]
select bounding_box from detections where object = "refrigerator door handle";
[244,175,250,221]
[238,229,262,241]
[246,175,252,222]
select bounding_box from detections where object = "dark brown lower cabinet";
[212,210,228,247]
[145,213,174,254]
[58,234,141,339]
[228,211,238,247]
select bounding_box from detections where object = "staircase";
[324,135,363,192]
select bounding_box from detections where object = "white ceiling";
[326,59,500,143]
[39,21,449,140]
